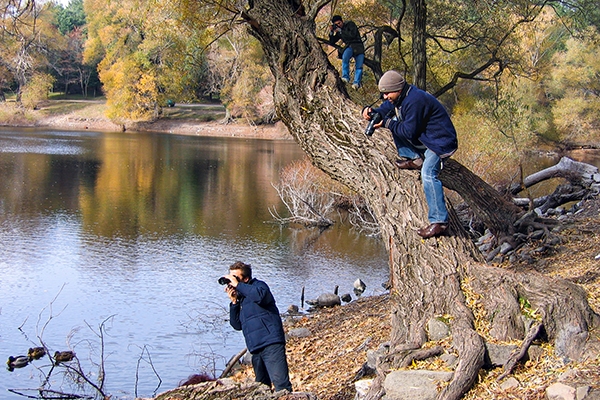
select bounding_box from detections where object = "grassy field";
[160,103,226,122]
[1,94,226,124]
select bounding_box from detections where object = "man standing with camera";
[329,15,364,89]
[222,261,292,393]
[362,70,458,239]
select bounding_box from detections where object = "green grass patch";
[161,104,225,122]
[38,101,99,116]
[48,93,106,101]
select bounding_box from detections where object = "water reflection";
[0,128,389,399]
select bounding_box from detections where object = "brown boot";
[417,223,448,239]
[395,158,423,170]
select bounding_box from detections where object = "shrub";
[20,73,55,110]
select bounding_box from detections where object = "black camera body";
[365,110,383,136]
[218,275,240,285]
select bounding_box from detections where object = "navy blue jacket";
[373,85,458,157]
[229,278,286,353]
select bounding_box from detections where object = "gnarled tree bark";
[237,2,600,399]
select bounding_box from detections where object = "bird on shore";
[53,351,75,364]
[7,356,29,371]
[28,347,46,360]
[353,278,366,297]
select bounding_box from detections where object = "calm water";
[0,128,389,399]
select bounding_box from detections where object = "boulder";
[427,318,450,341]
[383,370,453,400]
[287,327,312,338]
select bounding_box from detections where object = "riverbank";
[238,199,600,399]
[159,198,600,400]
[0,99,293,140]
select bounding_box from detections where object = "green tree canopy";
[55,0,86,34]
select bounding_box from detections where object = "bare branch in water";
[134,345,162,398]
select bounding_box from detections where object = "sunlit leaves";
[0,0,64,101]
[84,0,210,120]
[20,72,55,109]
[547,27,600,144]
[209,29,275,122]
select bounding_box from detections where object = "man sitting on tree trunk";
[362,70,458,238]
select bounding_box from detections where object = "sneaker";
[341,77,349,83]
[352,83,361,90]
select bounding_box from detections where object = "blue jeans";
[341,47,364,85]
[251,343,292,392]
[392,135,449,224]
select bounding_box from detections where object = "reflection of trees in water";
[0,131,303,239]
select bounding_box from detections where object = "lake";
[0,128,389,399]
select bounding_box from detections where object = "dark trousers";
[251,342,292,392]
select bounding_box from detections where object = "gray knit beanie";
[378,70,405,93]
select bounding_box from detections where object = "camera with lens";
[218,277,231,285]
[364,110,383,136]
[218,275,240,285]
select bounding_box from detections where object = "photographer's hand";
[362,107,372,120]
[225,285,238,304]
[223,274,239,287]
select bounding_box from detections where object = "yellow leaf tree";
[84,0,209,121]
[0,0,64,105]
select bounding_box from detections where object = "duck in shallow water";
[7,356,29,371]
[53,351,75,364]
[28,347,46,360]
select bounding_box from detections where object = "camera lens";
[365,111,382,136]
[218,277,231,285]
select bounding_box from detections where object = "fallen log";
[511,157,600,195]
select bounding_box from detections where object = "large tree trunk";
[241,2,599,399]
[411,0,427,89]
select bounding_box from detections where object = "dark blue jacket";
[373,85,458,157]
[229,278,286,353]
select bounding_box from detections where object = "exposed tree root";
[497,321,542,381]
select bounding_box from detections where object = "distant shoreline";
[0,100,293,140]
